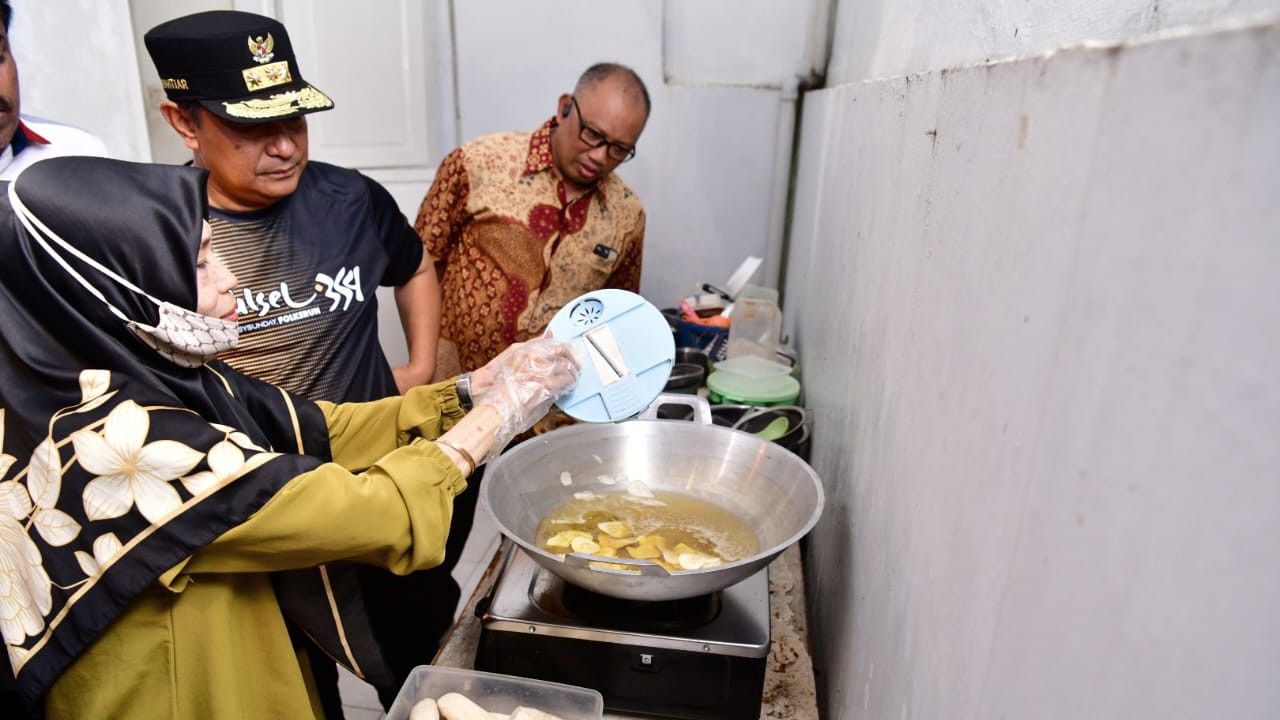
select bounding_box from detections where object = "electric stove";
[476,547,770,719]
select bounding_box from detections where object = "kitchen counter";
[432,541,819,719]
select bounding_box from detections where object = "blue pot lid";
[548,289,674,423]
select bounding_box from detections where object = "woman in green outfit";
[0,157,579,718]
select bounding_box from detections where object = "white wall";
[10,0,150,161]
[826,0,1280,83]
[450,0,819,311]
[663,0,818,85]
[788,14,1280,720]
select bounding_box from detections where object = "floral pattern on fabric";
[0,370,278,675]
[415,119,646,372]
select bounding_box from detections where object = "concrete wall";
[826,0,1280,82]
[788,11,1280,720]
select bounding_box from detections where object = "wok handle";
[638,393,712,425]
[564,552,675,576]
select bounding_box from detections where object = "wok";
[481,395,824,601]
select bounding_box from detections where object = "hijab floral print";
[0,371,278,672]
[0,158,330,708]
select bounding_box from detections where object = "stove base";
[476,629,766,719]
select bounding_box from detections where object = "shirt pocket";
[560,241,620,294]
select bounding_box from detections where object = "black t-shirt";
[209,161,423,402]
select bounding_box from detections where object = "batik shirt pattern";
[415,119,645,371]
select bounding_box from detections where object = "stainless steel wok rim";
[481,417,826,579]
[486,414,810,458]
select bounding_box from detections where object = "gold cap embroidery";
[222,86,332,120]
[241,60,292,92]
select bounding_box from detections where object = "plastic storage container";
[386,666,604,720]
[706,369,800,406]
[725,284,781,361]
[713,354,792,379]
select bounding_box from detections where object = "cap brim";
[198,82,334,124]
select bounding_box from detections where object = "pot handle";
[564,552,675,576]
[638,393,713,425]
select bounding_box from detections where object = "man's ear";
[558,94,572,119]
[159,100,201,153]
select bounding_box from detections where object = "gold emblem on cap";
[223,86,332,120]
[242,60,292,92]
[161,77,189,90]
[248,33,275,64]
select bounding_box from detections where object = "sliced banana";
[544,530,592,548]
[597,521,633,538]
[597,534,638,550]
[626,480,655,498]
[569,536,601,554]
[626,543,661,559]
[677,552,710,570]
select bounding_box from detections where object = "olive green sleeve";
[316,378,465,470]
[178,438,467,577]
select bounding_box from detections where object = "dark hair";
[176,100,203,128]
[1,1,11,31]
[575,62,651,119]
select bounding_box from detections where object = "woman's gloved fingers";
[472,337,584,467]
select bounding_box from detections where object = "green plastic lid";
[706,369,800,405]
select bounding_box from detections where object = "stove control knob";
[633,653,660,673]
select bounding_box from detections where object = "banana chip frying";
[534,488,757,572]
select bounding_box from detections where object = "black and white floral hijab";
[0,157,335,709]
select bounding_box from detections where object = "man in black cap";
[144,10,439,400]
[144,9,445,716]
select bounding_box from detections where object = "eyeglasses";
[570,96,637,163]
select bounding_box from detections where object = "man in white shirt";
[0,0,107,181]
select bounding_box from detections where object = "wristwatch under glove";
[455,372,474,411]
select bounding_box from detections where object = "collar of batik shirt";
[524,117,611,211]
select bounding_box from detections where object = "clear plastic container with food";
[386,665,604,720]
[725,284,781,361]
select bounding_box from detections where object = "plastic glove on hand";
[471,336,581,462]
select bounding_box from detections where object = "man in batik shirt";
[416,62,650,375]
[408,65,648,698]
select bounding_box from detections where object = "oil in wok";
[535,487,759,572]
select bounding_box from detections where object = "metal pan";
[480,395,824,601]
